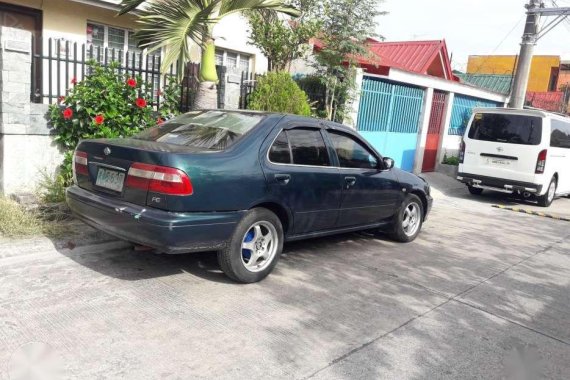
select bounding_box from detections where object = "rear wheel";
[217,208,283,283]
[390,194,424,243]
[537,178,557,207]
[467,185,484,195]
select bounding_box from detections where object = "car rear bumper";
[457,172,543,195]
[66,185,245,254]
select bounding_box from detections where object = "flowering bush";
[49,61,157,185]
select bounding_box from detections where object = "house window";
[87,22,140,53]
[215,48,252,73]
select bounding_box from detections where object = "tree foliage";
[313,0,385,121]
[246,0,321,72]
[248,72,311,116]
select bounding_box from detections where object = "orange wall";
[467,55,560,92]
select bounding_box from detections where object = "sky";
[378,0,570,72]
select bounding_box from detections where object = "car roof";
[197,109,357,132]
[472,107,570,120]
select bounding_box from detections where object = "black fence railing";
[31,37,226,111]
[239,71,261,109]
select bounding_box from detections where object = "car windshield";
[133,111,265,150]
[468,113,542,145]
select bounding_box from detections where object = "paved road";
[1,173,569,379]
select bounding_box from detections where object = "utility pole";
[509,0,542,109]
[509,0,570,108]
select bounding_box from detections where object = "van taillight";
[536,149,547,174]
[459,140,466,163]
[72,150,88,183]
[126,163,193,196]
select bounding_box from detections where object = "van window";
[550,119,570,149]
[468,113,542,146]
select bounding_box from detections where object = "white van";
[457,108,570,207]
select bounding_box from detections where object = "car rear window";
[134,111,264,150]
[468,113,542,145]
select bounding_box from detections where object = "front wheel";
[390,194,424,243]
[217,208,284,283]
[537,178,557,207]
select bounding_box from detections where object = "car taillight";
[459,140,466,163]
[72,150,88,183]
[126,163,193,195]
[536,149,547,174]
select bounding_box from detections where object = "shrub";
[442,154,460,166]
[159,76,182,120]
[49,61,158,185]
[247,72,311,116]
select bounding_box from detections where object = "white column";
[412,87,434,175]
[435,92,455,170]
[343,68,364,129]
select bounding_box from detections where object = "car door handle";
[345,176,356,189]
[274,174,291,185]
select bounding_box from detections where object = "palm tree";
[118,0,299,109]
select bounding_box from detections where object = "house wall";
[0,26,63,195]
[466,55,560,93]
[1,0,139,41]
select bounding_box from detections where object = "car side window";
[268,131,292,164]
[287,128,331,167]
[551,119,570,149]
[328,131,378,169]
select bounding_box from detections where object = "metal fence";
[239,71,261,109]
[448,95,500,136]
[31,37,226,111]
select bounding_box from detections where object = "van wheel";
[468,185,484,195]
[390,194,424,243]
[217,208,283,283]
[537,178,557,207]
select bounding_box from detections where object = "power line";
[470,16,525,74]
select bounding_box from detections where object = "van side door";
[549,118,570,193]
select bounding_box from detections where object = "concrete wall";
[467,55,560,93]
[0,26,62,195]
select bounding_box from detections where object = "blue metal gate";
[448,95,500,136]
[357,77,424,172]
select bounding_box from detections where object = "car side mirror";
[382,157,395,170]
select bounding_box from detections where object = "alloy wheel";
[241,221,279,273]
[402,202,421,237]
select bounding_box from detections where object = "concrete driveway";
[1,173,569,379]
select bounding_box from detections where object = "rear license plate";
[96,168,125,192]
[486,158,511,167]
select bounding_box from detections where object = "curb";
[492,205,570,222]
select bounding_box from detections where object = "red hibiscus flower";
[71,77,77,85]
[126,78,137,88]
[63,108,73,120]
[94,114,105,125]
[135,98,147,108]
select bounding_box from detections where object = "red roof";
[312,39,456,81]
[366,40,454,79]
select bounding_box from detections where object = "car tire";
[537,178,557,208]
[390,194,424,243]
[467,185,484,195]
[217,208,284,283]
